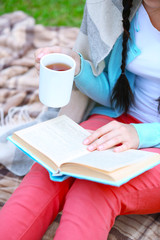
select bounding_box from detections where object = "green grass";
[0,0,85,27]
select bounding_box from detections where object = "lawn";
[0,0,85,27]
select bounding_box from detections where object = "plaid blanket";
[0,163,160,240]
[0,11,79,176]
[0,10,160,240]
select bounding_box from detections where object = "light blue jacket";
[74,15,160,149]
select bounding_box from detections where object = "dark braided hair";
[157,97,160,113]
[111,0,134,113]
[111,0,160,114]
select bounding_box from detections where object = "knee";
[65,179,122,214]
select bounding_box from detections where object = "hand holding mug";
[35,46,81,76]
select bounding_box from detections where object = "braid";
[111,0,134,112]
[157,97,160,113]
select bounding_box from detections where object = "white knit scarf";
[74,0,142,75]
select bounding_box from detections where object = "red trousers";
[0,114,160,240]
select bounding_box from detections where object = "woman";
[0,0,160,239]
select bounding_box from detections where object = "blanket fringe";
[0,106,33,129]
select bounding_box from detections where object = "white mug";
[39,53,76,108]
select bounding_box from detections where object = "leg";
[54,179,121,240]
[54,164,160,240]
[0,163,74,240]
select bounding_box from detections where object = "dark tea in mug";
[46,63,71,71]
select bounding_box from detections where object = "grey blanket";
[0,107,59,176]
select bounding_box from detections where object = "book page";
[65,148,158,172]
[14,115,90,167]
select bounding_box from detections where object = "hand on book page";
[83,121,139,153]
[8,115,160,186]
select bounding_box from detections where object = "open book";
[8,115,160,186]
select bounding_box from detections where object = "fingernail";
[97,145,104,150]
[83,139,89,144]
[87,145,94,151]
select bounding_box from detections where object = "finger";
[35,49,50,62]
[35,63,40,75]
[88,128,123,151]
[34,48,45,62]
[113,142,130,153]
[83,120,120,145]
[35,62,40,71]
[93,135,123,151]
[35,46,62,63]
[83,126,111,145]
